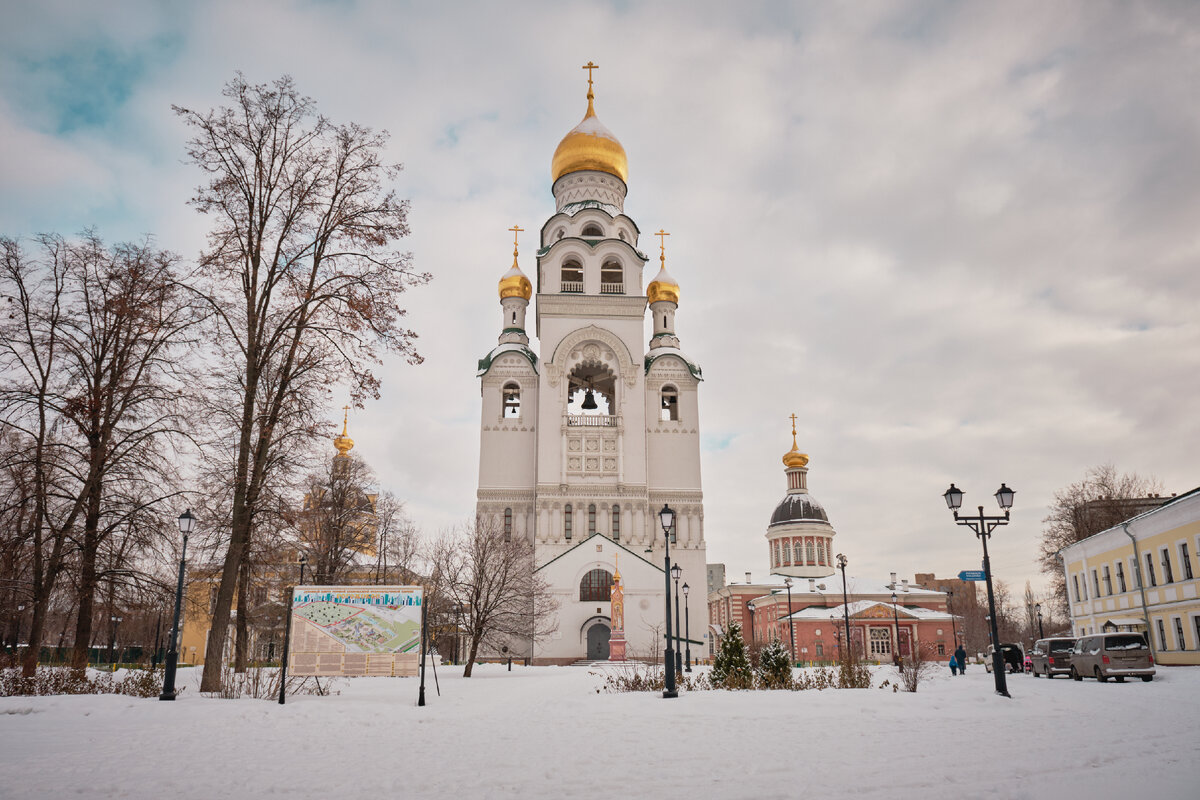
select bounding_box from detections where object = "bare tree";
[1039,464,1162,617]
[296,453,378,585]
[372,491,419,585]
[174,74,429,692]
[431,518,557,677]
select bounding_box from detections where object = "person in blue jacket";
[949,653,959,675]
[954,644,967,675]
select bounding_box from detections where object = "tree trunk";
[70,535,98,671]
[234,552,250,672]
[463,632,482,678]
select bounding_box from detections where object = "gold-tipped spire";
[334,405,354,456]
[550,61,628,183]
[498,225,532,300]
[782,412,809,468]
[613,551,621,583]
[647,229,680,305]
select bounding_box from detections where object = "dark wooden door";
[587,624,610,660]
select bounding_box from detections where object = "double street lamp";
[946,589,959,649]
[298,553,308,585]
[890,592,901,669]
[836,553,851,656]
[943,482,1015,698]
[160,508,196,701]
[658,504,677,699]
[1035,602,1045,639]
[747,599,757,649]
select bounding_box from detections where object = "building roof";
[768,493,829,525]
[787,600,954,622]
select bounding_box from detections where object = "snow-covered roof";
[720,573,945,597]
[476,343,539,376]
[787,600,954,622]
[644,348,702,380]
[560,200,623,218]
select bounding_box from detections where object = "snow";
[2,664,1198,799]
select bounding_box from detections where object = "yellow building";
[1061,485,1200,665]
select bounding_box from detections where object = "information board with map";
[287,586,423,677]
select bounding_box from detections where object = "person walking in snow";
[954,644,967,675]
[949,653,959,676]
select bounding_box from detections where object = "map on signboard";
[288,586,422,678]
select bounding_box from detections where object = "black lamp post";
[671,563,683,677]
[658,504,677,699]
[836,553,851,657]
[109,615,123,669]
[783,577,796,664]
[682,582,692,672]
[830,614,840,660]
[947,589,959,649]
[298,552,307,586]
[943,482,1015,698]
[1035,603,1044,639]
[160,508,195,701]
[747,600,757,649]
[891,592,901,668]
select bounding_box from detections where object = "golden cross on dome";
[508,224,524,265]
[582,61,599,98]
[655,229,670,265]
[789,412,798,436]
[342,405,351,434]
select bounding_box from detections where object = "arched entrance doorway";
[587,623,611,660]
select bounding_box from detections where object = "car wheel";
[1095,667,1108,683]
[1033,667,1041,678]
[1141,675,1153,682]
[1071,667,1082,681]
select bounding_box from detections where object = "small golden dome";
[782,415,808,468]
[551,82,628,184]
[647,243,680,305]
[498,266,532,300]
[334,407,354,456]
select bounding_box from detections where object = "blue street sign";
[957,570,986,581]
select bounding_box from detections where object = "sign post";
[957,570,987,581]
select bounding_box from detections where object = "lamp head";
[682,582,689,597]
[658,503,675,535]
[943,484,963,511]
[891,592,897,603]
[836,553,847,569]
[670,563,682,582]
[178,508,197,536]
[299,553,307,565]
[783,577,792,587]
[995,483,1015,510]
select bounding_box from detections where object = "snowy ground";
[2,663,1198,799]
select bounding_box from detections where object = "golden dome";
[551,79,628,184]
[334,407,354,457]
[498,226,532,300]
[647,231,679,305]
[782,415,808,469]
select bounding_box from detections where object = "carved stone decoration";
[550,325,638,388]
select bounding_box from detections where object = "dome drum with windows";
[767,418,836,579]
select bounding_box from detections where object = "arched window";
[600,260,623,294]
[504,508,512,542]
[806,541,815,564]
[561,260,583,292]
[580,568,614,602]
[782,540,791,565]
[502,383,520,418]
[588,504,597,535]
[660,385,679,421]
[564,504,573,541]
[611,504,620,542]
[581,223,603,237]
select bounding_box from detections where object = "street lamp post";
[160,508,196,701]
[110,615,123,669]
[658,504,677,699]
[1035,603,1045,639]
[943,482,1015,698]
[682,582,692,672]
[299,553,307,586]
[836,553,851,657]
[783,577,796,664]
[747,600,757,649]
[671,563,683,677]
[891,592,902,668]
[947,590,959,649]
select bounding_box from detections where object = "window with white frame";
[560,260,583,292]
[1145,553,1157,587]
[1181,542,1194,580]
[1103,565,1112,596]
[1081,573,1088,600]
[1161,548,1174,583]
[1116,561,1126,593]
[611,504,620,542]
[1173,617,1185,650]
[1072,574,1080,602]
[1092,569,1100,597]
[869,628,891,656]
[1156,618,1168,651]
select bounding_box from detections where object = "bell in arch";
[581,389,598,411]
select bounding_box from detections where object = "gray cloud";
[2,0,1197,597]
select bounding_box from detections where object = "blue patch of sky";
[7,33,181,136]
[702,432,736,453]
[436,111,500,149]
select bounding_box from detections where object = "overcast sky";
[3,0,1198,602]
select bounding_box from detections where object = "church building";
[475,65,709,665]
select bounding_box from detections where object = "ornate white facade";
[476,74,709,664]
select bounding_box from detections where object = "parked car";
[984,643,1025,673]
[1029,637,1076,678]
[1071,632,1155,683]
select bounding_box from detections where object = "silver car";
[1070,633,1155,683]
[1030,637,1075,678]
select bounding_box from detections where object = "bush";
[756,638,793,689]
[711,621,753,689]
[0,666,163,698]
[899,644,937,692]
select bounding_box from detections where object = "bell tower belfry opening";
[475,63,709,665]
